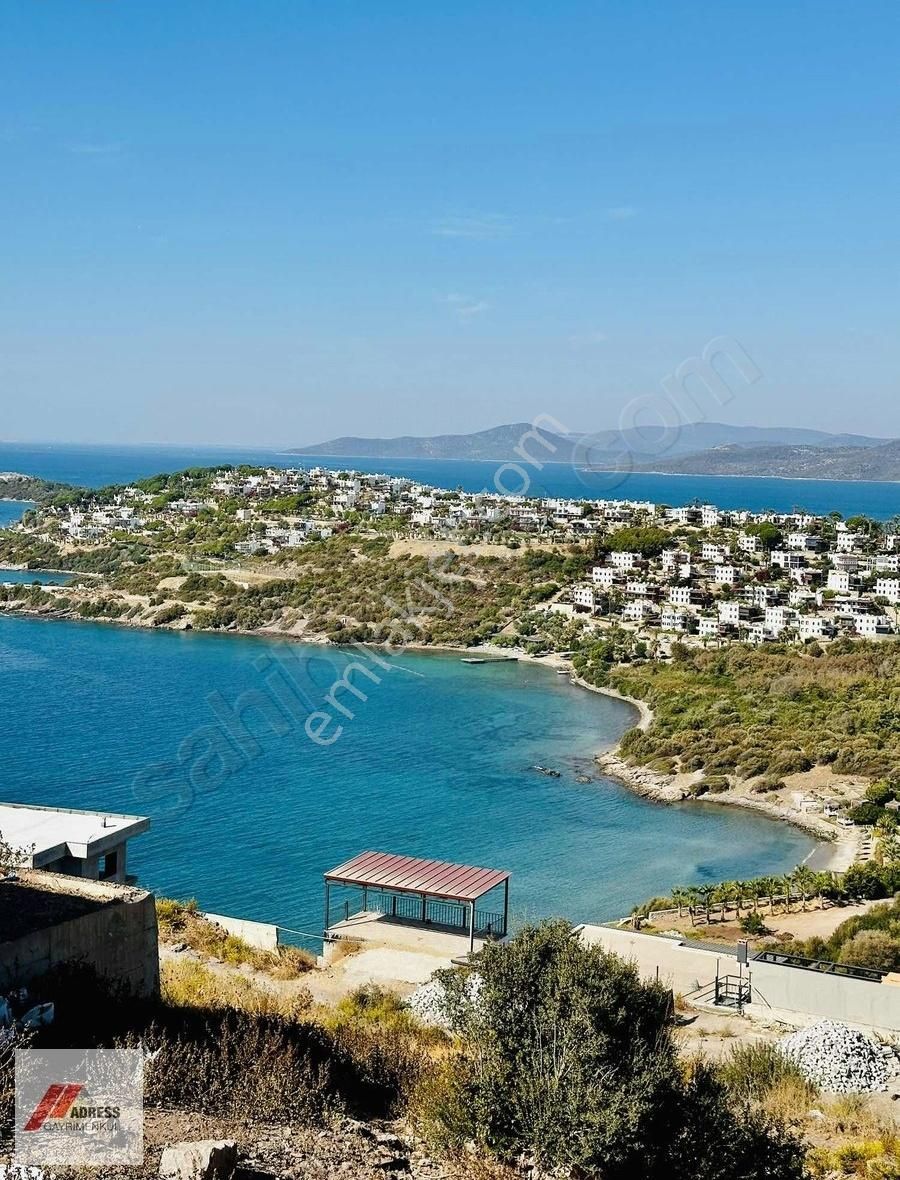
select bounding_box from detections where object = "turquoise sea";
[0,441,899,517]
[0,501,32,529]
[0,616,814,937]
[0,569,72,586]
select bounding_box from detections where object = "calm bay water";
[0,501,32,529]
[0,616,814,934]
[0,569,72,586]
[0,441,899,517]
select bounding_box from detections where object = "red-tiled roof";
[325,850,509,902]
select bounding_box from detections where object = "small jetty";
[461,655,517,665]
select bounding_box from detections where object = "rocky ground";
[3,1111,465,1179]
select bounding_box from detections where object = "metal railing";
[330,890,504,937]
[714,974,751,1008]
[753,949,886,983]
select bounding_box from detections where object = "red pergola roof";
[325,850,509,902]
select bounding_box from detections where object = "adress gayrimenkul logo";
[15,1049,142,1166]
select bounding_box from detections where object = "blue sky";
[2,1,898,445]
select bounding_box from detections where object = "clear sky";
[2,1,898,446]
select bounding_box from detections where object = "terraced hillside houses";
[3,465,899,649]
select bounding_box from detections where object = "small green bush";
[719,1042,816,1105]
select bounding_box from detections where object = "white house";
[623,600,657,623]
[660,607,690,632]
[836,531,864,553]
[771,550,805,570]
[701,543,730,563]
[787,533,821,551]
[764,605,794,635]
[572,584,603,612]
[875,578,900,604]
[827,569,853,594]
[798,615,833,640]
[855,614,894,638]
[718,600,750,626]
[609,551,639,571]
[700,505,722,528]
[591,565,618,588]
[668,585,697,606]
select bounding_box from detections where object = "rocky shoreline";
[593,750,862,873]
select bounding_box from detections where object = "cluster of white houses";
[14,466,900,647]
[19,465,654,554]
[570,509,900,644]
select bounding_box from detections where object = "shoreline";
[592,749,859,874]
[0,601,860,871]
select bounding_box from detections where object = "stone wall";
[0,870,159,998]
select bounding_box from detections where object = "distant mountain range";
[291,421,895,479]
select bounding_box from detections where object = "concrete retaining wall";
[0,872,159,998]
[202,912,279,951]
[750,958,900,1033]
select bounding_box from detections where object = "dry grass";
[761,1076,822,1127]
[161,958,313,1020]
[328,937,363,963]
[156,897,314,978]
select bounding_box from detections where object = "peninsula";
[0,461,896,850]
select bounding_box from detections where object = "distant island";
[292,420,890,476]
[0,472,76,502]
[633,439,900,483]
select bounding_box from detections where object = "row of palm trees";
[666,864,830,926]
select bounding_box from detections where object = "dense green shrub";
[583,642,900,782]
[419,920,804,1179]
[838,930,900,972]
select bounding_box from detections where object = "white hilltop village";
[7,462,900,650]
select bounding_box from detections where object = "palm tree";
[792,864,817,911]
[745,878,765,913]
[684,886,701,927]
[781,872,795,913]
[732,880,751,919]
[761,876,778,915]
[812,871,832,907]
[671,886,691,919]
[696,884,716,925]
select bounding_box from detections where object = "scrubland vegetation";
[7,914,900,1176]
[156,897,314,979]
[578,639,900,782]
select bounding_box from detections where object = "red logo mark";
[23,1083,84,1131]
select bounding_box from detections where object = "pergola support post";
[323,880,331,936]
[469,899,476,952]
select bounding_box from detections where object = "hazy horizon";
[0,413,895,453]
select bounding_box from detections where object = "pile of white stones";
[407,972,482,1028]
[406,977,450,1028]
[779,1020,900,1093]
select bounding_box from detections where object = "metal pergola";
[324,850,510,951]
